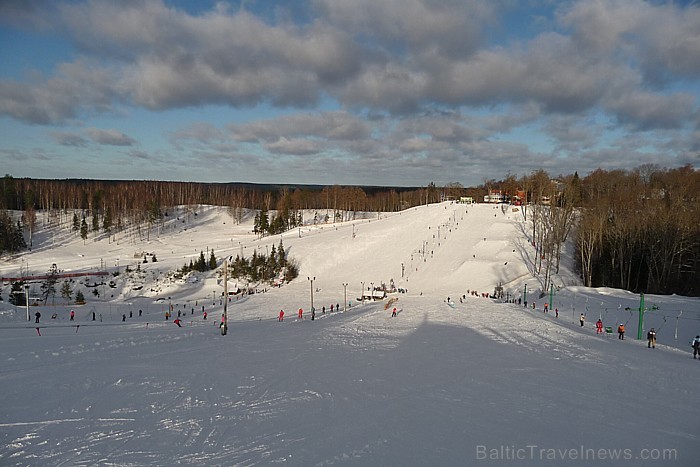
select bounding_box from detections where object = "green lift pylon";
[637,293,645,340]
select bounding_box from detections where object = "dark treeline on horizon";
[1,165,699,296]
[0,177,445,213]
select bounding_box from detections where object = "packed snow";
[1,202,699,466]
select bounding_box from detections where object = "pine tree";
[277,240,286,268]
[209,250,217,270]
[259,207,269,236]
[197,251,207,272]
[103,206,113,233]
[253,212,260,236]
[60,281,72,302]
[75,290,85,304]
[9,281,26,306]
[80,216,88,243]
[72,212,79,232]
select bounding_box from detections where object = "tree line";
[482,165,699,296]
[2,166,698,296]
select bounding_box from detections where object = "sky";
[1,0,699,187]
[2,202,700,464]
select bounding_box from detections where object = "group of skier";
[590,317,700,358]
[277,302,344,322]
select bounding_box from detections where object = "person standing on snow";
[298,308,303,320]
[70,310,75,321]
[35,311,41,323]
[392,307,397,317]
[618,323,625,340]
[596,319,603,334]
[647,328,656,348]
[692,336,700,359]
[203,311,208,320]
[278,310,284,322]
[579,313,585,327]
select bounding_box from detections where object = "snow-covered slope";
[1,202,699,466]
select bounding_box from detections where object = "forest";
[1,165,698,296]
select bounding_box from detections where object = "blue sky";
[1,0,698,186]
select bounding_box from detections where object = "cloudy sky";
[1,0,699,187]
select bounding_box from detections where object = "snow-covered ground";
[1,202,699,466]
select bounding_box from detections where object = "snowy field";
[1,202,699,466]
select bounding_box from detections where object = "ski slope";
[1,202,699,466]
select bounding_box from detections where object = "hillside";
[1,202,699,466]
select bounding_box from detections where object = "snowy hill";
[1,202,699,466]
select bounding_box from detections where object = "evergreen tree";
[0,212,26,253]
[103,205,113,233]
[75,290,85,304]
[259,207,269,236]
[197,251,207,272]
[209,250,217,270]
[253,212,260,236]
[80,216,88,243]
[14,220,25,250]
[277,240,287,268]
[60,281,72,302]
[9,281,26,306]
[72,212,79,232]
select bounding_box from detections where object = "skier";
[331,304,334,312]
[311,308,316,320]
[92,311,96,321]
[579,313,585,327]
[596,319,603,334]
[203,311,207,320]
[174,318,182,328]
[70,310,75,321]
[618,323,625,340]
[35,311,41,323]
[692,336,700,359]
[647,328,656,349]
[322,306,325,314]
[555,308,559,318]
[278,309,284,322]
[298,308,303,320]
[122,314,126,322]
[336,303,340,312]
[392,307,397,317]
[139,309,142,317]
